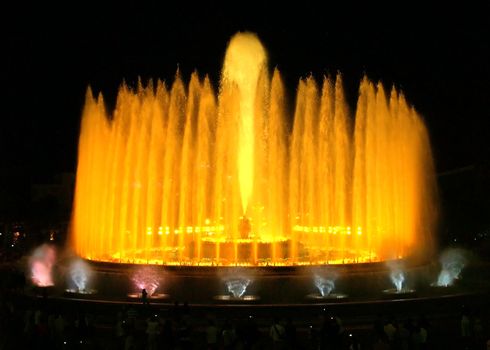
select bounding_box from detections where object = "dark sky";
[2,1,489,187]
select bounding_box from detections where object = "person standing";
[269,318,285,350]
[141,288,149,305]
[205,319,219,350]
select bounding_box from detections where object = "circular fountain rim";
[82,255,430,277]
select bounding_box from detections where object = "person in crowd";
[222,319,236,350]
[146,314,160,350]
[206,318,219,349]
[270,317,286,350]
[141,288,148,305]
[284,317,296,350]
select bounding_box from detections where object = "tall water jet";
[71,32,437,267]
[221,32,268,214]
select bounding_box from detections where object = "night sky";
[2,2,489,216]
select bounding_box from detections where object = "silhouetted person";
[285,318,296,350]
[206,319,219,350]
[270,317,285,350]
[222,319,236,350]
[141,288,148,305]
[244,316,259,349]
[161,319,174,350]
[146,315,160,350]
[320,315,340,350]
[373,333,390,350]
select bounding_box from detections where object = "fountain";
[433,248,466,287]
[214,269,259,301]
[65,259,96,294]
[71,32,436,268]
[127,266,168,300]
[67,32,439,303]
[29,244,56,287]
[307,273,347,300]
[383,261,415,296]
[226,278,251,298]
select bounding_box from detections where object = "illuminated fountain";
[65,259,96,294]
[383,261,415,295]
[71,32,437,267]
[432,248,466,287]
[29,244,56,287]
[226,278,251,298]
[214,269,259,301]
[128,266,168,299]
[307,272,347,300]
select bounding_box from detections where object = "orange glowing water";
[71,33,437,266]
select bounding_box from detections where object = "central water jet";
[221,32,268,214]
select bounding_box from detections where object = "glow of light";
[29,244,56,287]
[131,267,161,296]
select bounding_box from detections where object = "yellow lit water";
[71,33,437,266]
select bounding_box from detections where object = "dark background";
[1,2,489,243]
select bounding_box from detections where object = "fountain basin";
[382,288,416,298]
[213,294,260,302]
[306,293,348,301]
[127,292,170,300]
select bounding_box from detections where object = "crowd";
[0,262,488,350]
[0,286,488,350]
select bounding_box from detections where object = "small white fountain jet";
[214,269,258,301]
[434,248,466,287]
[307,271,347,300]
[314,275,335,297]
[384,260,414,295]
[226,278,251,298]
[390,270,405,292]
[67,259,94,294]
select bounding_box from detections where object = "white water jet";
[225,278,251,298]
[386,260,406,292]
[68,259,92,292]
[390,270,405,292]
[314,275,336,297]
[435,248,466,287]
